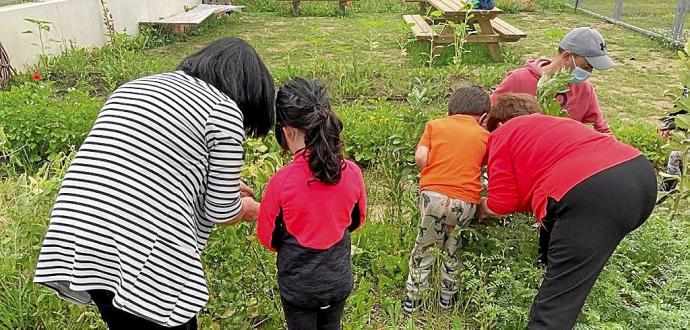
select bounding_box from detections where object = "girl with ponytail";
[257,78,367,329]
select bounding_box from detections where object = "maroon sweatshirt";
[490,58,611,134]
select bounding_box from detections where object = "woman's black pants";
[88,290,197,330]
[528,156,657,329]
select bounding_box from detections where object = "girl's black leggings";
[529,156,657,329]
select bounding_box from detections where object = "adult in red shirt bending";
[478,94,656,329]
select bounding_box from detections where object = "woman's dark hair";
[275,78,344,185]
[448,86,490,116]
[178,37,275,138]
[487,93,542,132]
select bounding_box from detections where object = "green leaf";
[675,114,690,130]
[669,130,687,142]
[22,30,33,34]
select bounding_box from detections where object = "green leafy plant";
[446,1,475,67]
[22,18,59,55]
[0,82,101,174]
[536,69,571,117]
[612,122,665,167]
[659,43,690,218]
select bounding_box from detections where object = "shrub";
[337,100,434,166]
[612,122,666,167]
[533,0,569,11]
[495,0,536,13]
[0,83,101,174]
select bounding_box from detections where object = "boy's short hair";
[448,86,490,116]
[487,93,541,131]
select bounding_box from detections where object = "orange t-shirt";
[418,115,489,204]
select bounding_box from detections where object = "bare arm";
[415,146,429,169]
[218,197,260,227]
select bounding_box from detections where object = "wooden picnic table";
[403,0,526,60]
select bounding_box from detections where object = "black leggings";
[281,296,346,330]
[528,156,657,330]
[88,290,197,330]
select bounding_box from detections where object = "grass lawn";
[1,1,689,329]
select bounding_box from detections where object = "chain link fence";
[569,0,689,45]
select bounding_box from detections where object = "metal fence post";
[612,0,623,21]
[672,0,689,44]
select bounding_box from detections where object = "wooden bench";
[490,17,527,42]
[403,14,454,44]
[139,4,243,34]
[279,0,354,16]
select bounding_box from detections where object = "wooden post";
[477,18,501,60]
[292,0,300,16]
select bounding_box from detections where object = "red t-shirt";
[257,150,367,251]
[486,114,641,221]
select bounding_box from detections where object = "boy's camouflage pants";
[668,151,683,176]
[405,190,476,301]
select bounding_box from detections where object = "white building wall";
[0,0,201,70]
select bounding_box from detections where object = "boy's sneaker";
[403,297,422,313]
[439,295,457,310]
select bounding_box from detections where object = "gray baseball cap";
[560,27,614,71]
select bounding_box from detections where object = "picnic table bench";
[403,0,526,60]
[140,4,244,34]
[280,0,353,16]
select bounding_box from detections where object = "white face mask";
[570,56,591,84]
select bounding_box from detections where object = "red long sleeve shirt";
[257,150,367,251]
[486,114,641,221]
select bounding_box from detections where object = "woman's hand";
[240,181,255,198]
[218,197,260,226]
[477,197,504,222]
[240,197,260,222]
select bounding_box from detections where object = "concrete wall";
[0,0,201,71]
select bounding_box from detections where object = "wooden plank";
[197,4,244,15]
[146,7,215,25]
[427,0,455,14]
[465,34,502,42]
[403,14,438,39]
[427,0,503,19]
[140,4,242,26]
[490,17,526,37]
[438,0,462,12]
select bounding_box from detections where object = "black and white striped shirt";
[34,71,245,327]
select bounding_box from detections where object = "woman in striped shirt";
[33,38,275,329]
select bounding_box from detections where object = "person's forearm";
[219,197,260,226]
[481,197,505,218]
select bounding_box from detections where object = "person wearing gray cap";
[490,26,615,134]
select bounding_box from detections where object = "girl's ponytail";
[276,78,344,185]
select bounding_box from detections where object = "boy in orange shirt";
[404,86,490,312]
